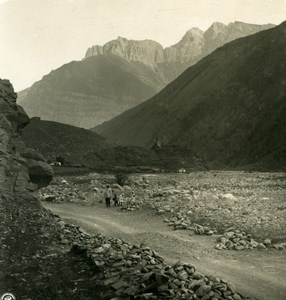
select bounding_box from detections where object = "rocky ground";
[2,169,286,299]
[36,171,286,299]
[41,171,286,247]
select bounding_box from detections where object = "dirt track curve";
[44,202,286,300]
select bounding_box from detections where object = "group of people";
[103,184,123,207]
[92,182,136,208]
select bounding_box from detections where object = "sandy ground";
[44,202,286,300]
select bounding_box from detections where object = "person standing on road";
[104,185,112,207]
[113,190,119,206]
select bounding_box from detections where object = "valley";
[41,171,286,300]
[1,2,285,298]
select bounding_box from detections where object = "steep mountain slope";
[95,22,286,170]
[20,22,273,129]
[20,55,165,128]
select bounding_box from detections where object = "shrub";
[56,155,66,165]
[115,173,129,186]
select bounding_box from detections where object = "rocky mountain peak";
[204,22,227,39]
[176,27,204,46]
[183,27,204,38]
[86,37,164,65]
[86,21,273,67]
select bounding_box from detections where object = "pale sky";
[0,0,285,91]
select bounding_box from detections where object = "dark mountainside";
[19,22,273,129]
[22,117,107,163]
[22,118,206,171]
[95,22,286,171]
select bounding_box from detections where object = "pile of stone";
[215,228,271,250]
[163,214,215,236]
[164,216,193,230]
[120,202,141,211]
[53,216,247,299]
[193,224,215,236]
[119,188,144,211]
[39,179,87,203]
[271,243,286,250]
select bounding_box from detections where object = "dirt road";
[44,202,286,300]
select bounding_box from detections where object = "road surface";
[44,202,286,300]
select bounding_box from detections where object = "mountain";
[20,55,165,128]
[20,22,273,129]
[94,22,286,170]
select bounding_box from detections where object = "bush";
[56,155,66,165]
[115,173,129,186]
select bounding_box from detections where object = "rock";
[94,247,105,253]
[196,285,212,296]
[177,270,188,281]
[263,239,271,245]
[27,159,53,188]
[257,243,267,250]
[221,193,237,201]
[111,280,128,290]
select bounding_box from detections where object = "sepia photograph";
[0,0,285,299]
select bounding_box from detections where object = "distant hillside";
[22,118,107,163]
[22,118,207,171]
[17,87,30,104]
[19,22,273,129]
[95,22,286,171]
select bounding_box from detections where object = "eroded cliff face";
[85,22,274,76]
[0,79,53,197]
[86,37,165,65]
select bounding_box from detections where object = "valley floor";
[44,201,286,300]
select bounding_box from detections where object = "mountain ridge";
[85,21,274,67]
[19,21,274,128]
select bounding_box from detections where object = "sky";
[0,0,285,91]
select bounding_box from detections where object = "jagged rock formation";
[86,37,165,65]
[94,22,286,171]
[86,22,274,81]
[0,79,53,190]
[20,22,273,128]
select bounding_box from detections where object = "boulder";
[27,159,53,188]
